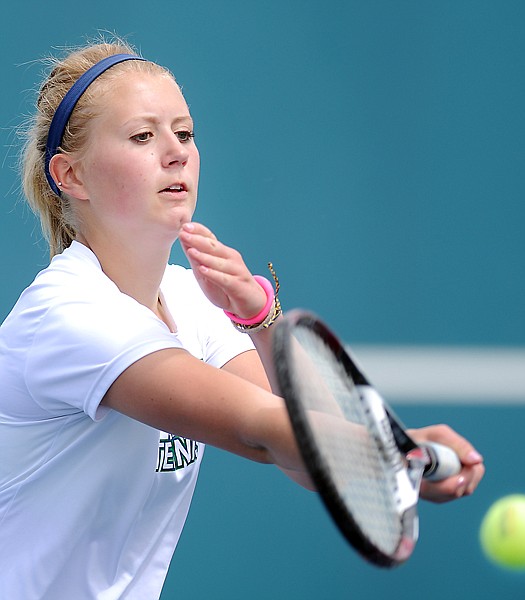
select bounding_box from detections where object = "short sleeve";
[25,295,183,421]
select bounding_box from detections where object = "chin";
[165,218,190,241]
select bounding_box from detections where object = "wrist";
[223,276,274,325]
[224,263,282,334]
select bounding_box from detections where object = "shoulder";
[21,241,115,308]
[4,243,181,368]
[1,242,107,346]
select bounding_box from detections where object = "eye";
[131,131,153,143]
[175,130,195,143]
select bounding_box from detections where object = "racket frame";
[273,310,430,567]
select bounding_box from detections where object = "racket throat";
[395,506,419,562]
[360,386,410,476]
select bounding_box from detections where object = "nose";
[161,131,189,168]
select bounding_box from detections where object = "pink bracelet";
[224,276,275,325]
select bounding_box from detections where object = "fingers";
[458,462,485,496]
[420,460,485,503]
[178,222,266,318]
[410,424,485,503]
[410,424,483,466]
[181,221,217,240]
[179,222,219,261]
[179,222,218,258]
[180,222,237,276]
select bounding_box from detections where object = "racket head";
[272,310,419,567]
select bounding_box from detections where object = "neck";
[77,233,172,312]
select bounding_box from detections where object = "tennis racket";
[272,309,461,568]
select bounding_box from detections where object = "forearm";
[103,349,309,478]
[246,315,283,394]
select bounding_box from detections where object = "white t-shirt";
[0,241,254,599]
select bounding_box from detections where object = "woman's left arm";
[179,221,283,391]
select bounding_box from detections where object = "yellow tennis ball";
[480,495,525,569]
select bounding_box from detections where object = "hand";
[408,424,485,503]
[179,222,267,318]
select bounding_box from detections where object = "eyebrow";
[122,114,194,129]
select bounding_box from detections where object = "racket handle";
[421,442,462,482]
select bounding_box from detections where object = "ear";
[49,154,89,200]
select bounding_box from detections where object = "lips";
[160,182,187,193]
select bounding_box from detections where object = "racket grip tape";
[422,442,462,482]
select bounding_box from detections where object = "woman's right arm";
[101,347,313,486]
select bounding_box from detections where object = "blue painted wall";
[1,2,523,598]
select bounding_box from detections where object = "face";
[74,71,200,244]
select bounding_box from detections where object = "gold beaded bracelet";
[229,263,282,334]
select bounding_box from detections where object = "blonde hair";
[21,38,173,257]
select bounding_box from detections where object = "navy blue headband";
[44,53,146,195]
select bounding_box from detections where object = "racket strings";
[291,327,403,555]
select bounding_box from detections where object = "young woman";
[0,39,484,599]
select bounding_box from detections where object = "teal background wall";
[1,2,524,599]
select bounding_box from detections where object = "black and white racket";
[272,310,461,568]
